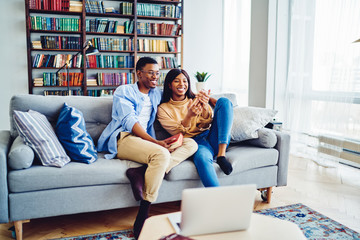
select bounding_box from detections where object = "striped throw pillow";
[13,110,70,167]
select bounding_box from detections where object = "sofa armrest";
[273,130,291,186]
[0,130,11,223]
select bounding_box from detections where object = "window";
[222,0,251,106]
[272,0,360,166]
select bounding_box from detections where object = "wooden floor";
[1,155,360,239]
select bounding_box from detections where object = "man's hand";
[156,140,176,152]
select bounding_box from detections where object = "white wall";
[0,0,28,130]
[249,0,269,107]
[183,0,223,94]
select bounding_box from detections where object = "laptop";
[167,184,256,236]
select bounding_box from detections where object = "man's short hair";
[136,57,158,71]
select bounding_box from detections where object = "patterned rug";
[255,203,360,239]
[53,229,134,240]
[53,203,359,240]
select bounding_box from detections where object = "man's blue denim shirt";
[97,83,162,159]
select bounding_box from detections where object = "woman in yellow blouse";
[157,69,234,187]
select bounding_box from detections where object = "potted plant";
[195,71,211,92]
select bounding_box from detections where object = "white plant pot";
[196,82,207,92]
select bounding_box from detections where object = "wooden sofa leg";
[14,220,29,240]
[259,187,273,203]
[266,187,273,203]
[14,220,23,240]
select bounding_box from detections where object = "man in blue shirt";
[97,57,197,239]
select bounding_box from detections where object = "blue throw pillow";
[56,103,97,164]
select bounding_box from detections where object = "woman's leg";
[207,98,234,174]
[208,97,234,155]
[192,142,219,187]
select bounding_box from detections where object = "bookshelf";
[25,0,183,96]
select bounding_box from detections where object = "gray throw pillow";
[245,128,277,148]
[8,136,35,169]
[231,106,277,142]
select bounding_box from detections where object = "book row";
[157,72,167,86]
[33,53,82,68]
[137,22,181,36]
[137,39,177,52]
[29,0,82,12]
[154,56,179,69]
[34,72,84,86]
[119,2,133,15]
[44,89,83,96]
[86,19,133,34]
[88,37,133,51]
[29,0,70,11]
[87,89,115,97]
[137,4,181,18]
[32,53,178,69]
[85,1,132,15]
[86,55,134,68]
[40,35,81,49]
[30,16,81,32]
[90,72,134,86]
[85,1,181,18]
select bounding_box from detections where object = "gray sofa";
[0,93,290,240]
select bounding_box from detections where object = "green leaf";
[194,71,211,82]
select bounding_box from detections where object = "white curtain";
[283,0,360,166]
[222,0,251,106]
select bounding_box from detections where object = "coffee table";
[139,212,306,240]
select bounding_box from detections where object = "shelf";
[137,16,180,21]
[86,13,134,18]
[30,30,81,34]
[33,86,82,88]
[137,34,181,38]
[32,67,82,70]
[87,85,119,88]
[31,48,82,52]
[97,50,134,53]
[137,0,181,4]
[26,0,183,96]
[29,9,82,15]
[137,51,180,54]
[87,68,134,70]
[86,32,134,37]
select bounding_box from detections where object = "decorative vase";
[196,82,207,92]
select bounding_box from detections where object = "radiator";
[318,135,360,166]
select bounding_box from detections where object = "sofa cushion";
[10,95,113,144]
[56,103,97,164]
[13,110,70,168]
[165,145,279,181]
[245,128,277,148]
[211,93,238,107]
[8,136,34,170]
[231,106,277,142]
[8,153,142,193]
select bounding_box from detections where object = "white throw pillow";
[231,106,277,142]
